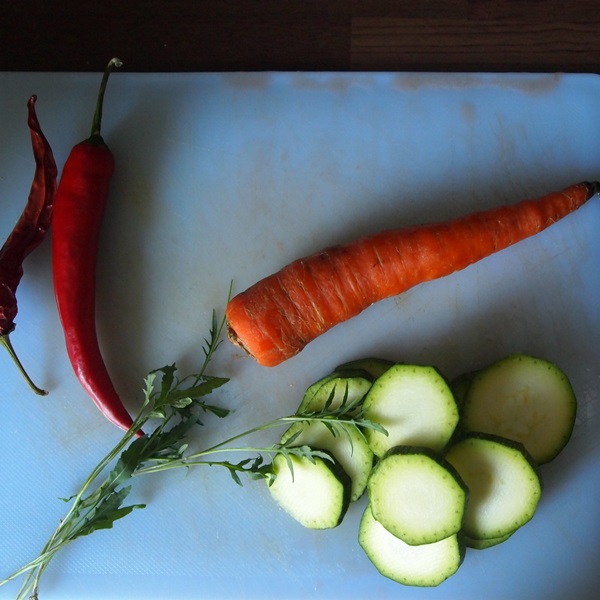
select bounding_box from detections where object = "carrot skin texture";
[52,141,137,433]
[226,182,598,367]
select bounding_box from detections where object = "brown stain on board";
[392,72,563,95]
[292,73,356,93]
[222,72,272,90]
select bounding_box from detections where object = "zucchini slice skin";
[367,446,468,546]
[460,353,577,464]
[464,532,513,550]
[359,504,465,587]
[267,451,352,529]
[444,433,542,540]
[362,364,459,458]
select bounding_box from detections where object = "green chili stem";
[90,57,122,139]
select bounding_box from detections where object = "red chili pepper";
[52,58,140,434]
[1,95,57,395]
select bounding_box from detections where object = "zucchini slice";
[362,364,459,458]
[359,504,465,587]
[444,433,542,540]
[298,373,372,415]
[280,420,374,501]
[299,373,342,411]
[464,532,513,550]
[460,353,577,464]
[367,446,467,545]
[336,357,395,379]
[267,451,351,529]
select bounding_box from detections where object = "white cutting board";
[0,71,599,600]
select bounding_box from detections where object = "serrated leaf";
[228,467,243,486]
[78,503,147,537]
[168,376,230,405]
[159,364,177,395]
[202,402,232,419]
[74,486,145,538]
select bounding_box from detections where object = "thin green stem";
[0,303,232,597]
[196,417,292,454]
[7,544,62,599]
[0,333,47,395]
[90,57,122,139]
[6,405,150,597]
[173,414,363,457]
[135,446,279,475]
[134,414,368,476]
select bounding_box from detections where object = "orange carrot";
[226,182,599,367]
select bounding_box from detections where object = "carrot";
[226,181,599,367]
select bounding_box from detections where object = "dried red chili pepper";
[52,58,140,434]
[0,95,57,395]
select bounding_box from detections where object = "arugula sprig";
[1,308,231,600]
[133,379,385,482]
[0,306,385,600]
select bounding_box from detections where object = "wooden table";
[2,0,599,73]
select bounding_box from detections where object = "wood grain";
[351,17,599,72]
[1,1,599,72]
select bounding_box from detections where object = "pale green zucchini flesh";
[367,446,467,546]
[267,452,351,529]
[444,433,542,540]
[461,353,576,464]
[362,364,459,458]
[280,420,374,501]
[359,504,465,587]
[267,353,577,585]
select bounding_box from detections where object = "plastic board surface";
[1,71,599,600]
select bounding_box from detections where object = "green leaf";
[158,364,177,398]
[228,467,243,486]
[168,376,230,405]
[170,396,194,409]
[75,486,146,538]
[143,418,199,462]
[147,407,167,420]
[201,402,232,419]
[202,455,274,486]
[287,445,331,463]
